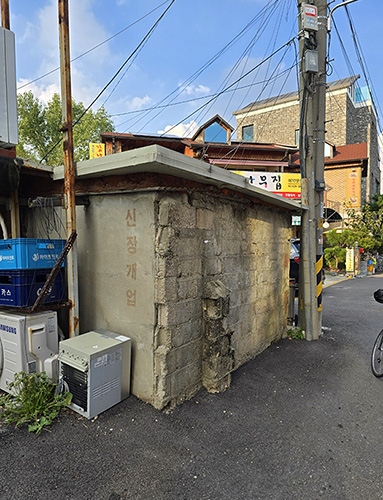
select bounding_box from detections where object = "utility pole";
[298,0,327,340]
[58,0,79,337]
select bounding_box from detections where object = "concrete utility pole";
[58,0,79,337]
[298,0,327,340]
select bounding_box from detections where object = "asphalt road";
[1,275,383,500]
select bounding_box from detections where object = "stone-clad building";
[233,76,380,203]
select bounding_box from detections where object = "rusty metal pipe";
[1,0,10,29]
[59,0,79,337]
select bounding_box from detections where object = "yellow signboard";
[89,143,105,159]
[232,171,301,199]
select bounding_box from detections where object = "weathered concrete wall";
[26,189,291,410]
[26,193,157,403]
[75,194,156,403]
[153,191,291,409]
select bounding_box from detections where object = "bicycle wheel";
[371,330,383,377]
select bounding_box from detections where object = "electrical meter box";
[59,330,131,419]
[304,50,319,73]
[301,3,318,31]
[0,310,59,393]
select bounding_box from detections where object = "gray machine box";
[59,330,131,419]
[0,27,18,147]
[0,310,59,393]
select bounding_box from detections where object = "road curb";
[323,275,352,288]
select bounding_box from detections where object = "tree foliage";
[324,229,353,270]
[345,197,383,253]
[17,91,115,166]
[324,196,383,270]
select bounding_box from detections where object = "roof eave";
[53,144,301,212]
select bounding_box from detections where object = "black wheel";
[371,330,383,377]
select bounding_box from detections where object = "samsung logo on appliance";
[0,324,17,334]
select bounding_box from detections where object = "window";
[242,125,253,142]
[295,129,300,145]
[205,123,227,143]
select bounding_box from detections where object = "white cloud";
[17,78,60,105]
[179,84,210,96]
[126,95,152,111]
[17,0,114,108]
[16,20,35,45]
[158,120,199,138]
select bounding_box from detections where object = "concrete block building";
[14,146,299,410]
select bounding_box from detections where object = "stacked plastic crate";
[0,239,67,308]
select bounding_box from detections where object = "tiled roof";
[290,142,368,166]
[325,142,368,164]
[101,132,297,153]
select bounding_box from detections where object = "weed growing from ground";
[286,327,305,340]
[0,372,72,434]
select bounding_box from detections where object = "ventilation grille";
[92,378,120,400]
[62,363,88,411]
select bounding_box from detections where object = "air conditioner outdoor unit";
[0,310,59,393]
[59,329,131,419]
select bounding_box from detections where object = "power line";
[125,0,281,134]
[39,0,175,164]
[156,36,296,139]
[17,0,172,91]
[188,0,282,137]
[112,65,297,125]
[215,44,296,168]
[344,6,383,134]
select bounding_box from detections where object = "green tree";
[346,202,383,253]
[324,198,383,270]
[17,91,115,166]
[324,229,356,271]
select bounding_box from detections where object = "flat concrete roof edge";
[53,145,302,212]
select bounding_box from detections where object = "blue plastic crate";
[0,268,67,307]
[0,238,66,270]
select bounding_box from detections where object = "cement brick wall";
[153,191,291,409]
[26,189,291,411]
[236,103,300,144]
[236,92,351,146]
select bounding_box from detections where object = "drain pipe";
[0,214,8,240]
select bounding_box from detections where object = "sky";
[8,0,383,140]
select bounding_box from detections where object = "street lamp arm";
[327,0,359,32]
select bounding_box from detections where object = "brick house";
[233,76,380,205]
[291,142,368,227]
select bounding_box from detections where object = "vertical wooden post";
[58,0,79,337]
